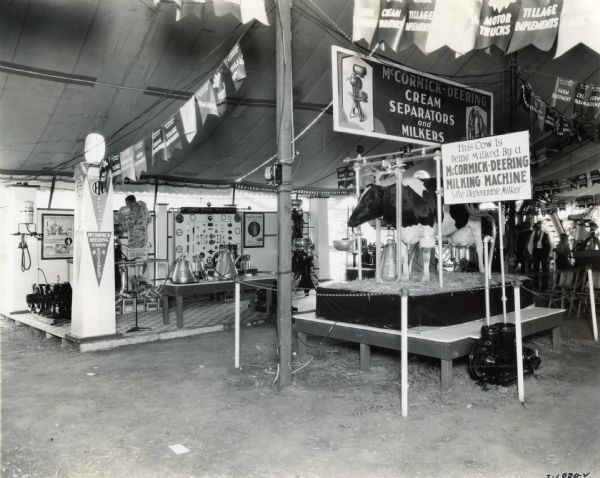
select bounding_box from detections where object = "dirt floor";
[1,310,599,478]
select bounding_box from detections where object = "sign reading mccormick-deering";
[441,131,531,205]
[331,46,493,146]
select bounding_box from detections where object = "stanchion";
[587,268,598,342]
[395,162,404,282]
[434,150,443,288]
[483,236,492,326]
[235,282,240,369]
[513,280,525,403]
[375,171,383,283]
[354,161,363,281]
[400,289,408,417]
[497,201,507,322]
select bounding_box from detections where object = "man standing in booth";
[527,220,551,290]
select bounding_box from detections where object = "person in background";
[554,233,573,286]
[515,221,532,273]
[581,222,600,251]
[527,220,551,290]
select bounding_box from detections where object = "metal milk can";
[380,238,398,282]
[171,256,197,284]
[214,245,237,280]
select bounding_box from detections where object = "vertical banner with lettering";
[475,0,520,51]
[162,115,182,160]
[551,76,578,115]
[441,130,531,204]
[371,0,406,52]
[332,46,493,146]
[574,84,600,121]
[352,0,380,44]
[87,232,112,285]
[133,139,147,179]
[195,80,220,124]
[400,0,435,52]
[507,0,562,53]
[110,154,122,182]
[151,127,166,165]
[119,145,136,180]
[179,97,198,144]
[212,66,229,116]
[425,0,479,55]
[224,43,247,89]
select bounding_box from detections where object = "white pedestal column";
[68,162,117,339]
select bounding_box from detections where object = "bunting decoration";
[163,115,183,159]
[352,0,600,57]
[179,97,198,143]
[108,42,248,184]
[133,139,147,179]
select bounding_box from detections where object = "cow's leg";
[468,218,485,273]
[421,247,431,283]
[400,241,410,281]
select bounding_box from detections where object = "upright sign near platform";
[331,46,493,146]
[441,130,531,204]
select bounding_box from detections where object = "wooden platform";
[293,307,564,390]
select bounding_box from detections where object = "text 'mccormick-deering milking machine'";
[468,322,541,386]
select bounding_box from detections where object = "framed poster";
[39,210,74,260]
[243,212,264,248]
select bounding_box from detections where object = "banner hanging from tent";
[331,45,493,146]
[352,0,600,57]
[133,140,147,179]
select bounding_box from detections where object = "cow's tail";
[465,205,496,277]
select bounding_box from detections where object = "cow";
[347,177,490,283]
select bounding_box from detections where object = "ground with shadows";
[1,313,599,478]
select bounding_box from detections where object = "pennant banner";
[402,0,436,53]
[507,0,562,53]
[195,80,220,124]
[475,0,519,52]
[555,0,600,58]
[87,231,112,286]
[551,76,578,115]
[224,43,247,89]
[179,97,198,144]
[425,0,479,55]
[133,139,147,179]
[151,127,166,164]
[352,0,379,44]
[574,84,600,121]
[119,145,136,180]
[109,154,121,179]
[371,0,406,52]
[163,115,183,160]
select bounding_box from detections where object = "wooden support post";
[498,202,507,322]
[400,289,408,417]
[484,236,492,326]
[434,150,443,288]
[234,282,240,369]
[441,359,453,391]
[360,343,371,371]
[513,281,525,403]
[588,268,598,341]
[552,326,562,352]
[276,0,293,389]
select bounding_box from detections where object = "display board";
[169,207,242,266]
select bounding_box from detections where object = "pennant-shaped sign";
[110,154,122,179]
[353,0,380,44]
[212,66,229,116]
[555,0,600,58]
[400,0,436,53]
[425,0,480,55]
[87,231,112,286]
[371,0,407,52]
[574,83,600,121]
[224,43,247,89]
[163,115,182,160]
[179,0,206,19]
[119,145,136,180]
[551,76,578,115]
[240,0,268,24]
[194,80,220,124]
[179,97,197,144]
[133,139,147,179]
[213,0,242,21]
[475,0,519,51]
[151,127,166,164]
[530,94,547,131]
[507,0,562,53]
[85,165,111,230]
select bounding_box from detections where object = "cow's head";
[347,185,384,228]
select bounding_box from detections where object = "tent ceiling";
[1,0,598,189]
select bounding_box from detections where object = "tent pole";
[276,0,293,389]
[47,175,56,209]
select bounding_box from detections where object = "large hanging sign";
[86,231,112,285]
[441,130,531,204]
[331,46,493,146]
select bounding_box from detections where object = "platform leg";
[249,290,256,311]
[176,296,183,329]
[297,332,308,358]
[441,359,453,391]
[162,295,170,325]
[267,289,273,314]
[552,326,562,352]
[360,343,370,371]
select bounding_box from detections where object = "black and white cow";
[347,177,485,282]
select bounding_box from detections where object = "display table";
[294,307,564,390]
[162,273,276,328]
